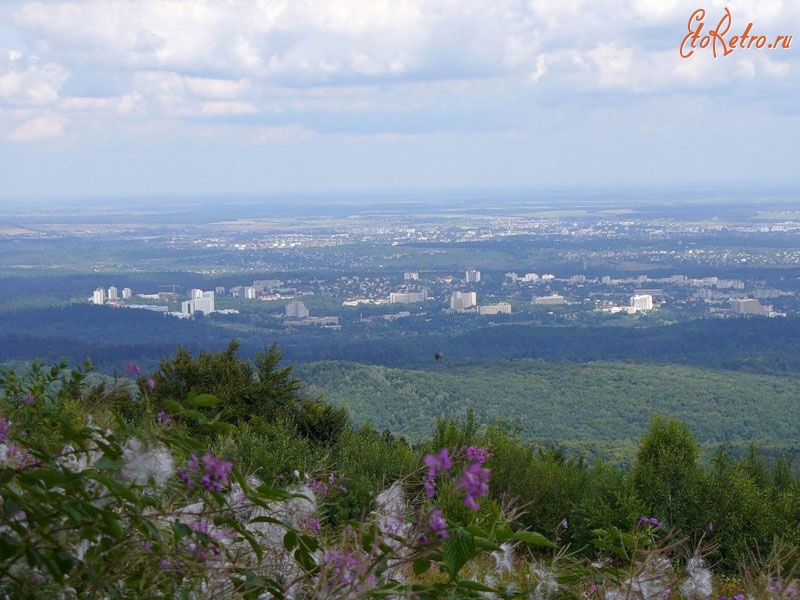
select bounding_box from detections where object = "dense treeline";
[33,341,796,575]
[295,360,800,451]
[5,304,800,378]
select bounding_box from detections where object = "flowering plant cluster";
[1,361,798,599]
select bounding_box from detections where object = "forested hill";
[295,359,800,448]
[3,304,800,377]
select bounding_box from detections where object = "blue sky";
[0,0,797,199]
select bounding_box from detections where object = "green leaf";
[187,393,221,408]
[459,580,497,592]
[473,536,500,551]
[413,558,431,576]
[164,399,184,414]
[284,530,298,552]
[443,528,475,577]
[512,530,556,548]
[102,512,124,540]
[96,456,124,471]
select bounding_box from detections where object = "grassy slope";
[296,360,800,445]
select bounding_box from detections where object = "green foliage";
[632,416,704,534]
[296,360,800,457]
[148,340,349,445]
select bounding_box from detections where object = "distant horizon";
[2,180,799,208]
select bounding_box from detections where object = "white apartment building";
[450,291,477,310]
[182,290,215,315]
[630,294,653,312]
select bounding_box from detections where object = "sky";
[0,0,797,200]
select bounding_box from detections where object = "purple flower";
[301,517,322,534]
[560,518,568,529]
[424,448,452,477]
[639,516,659,527]
[24,394,35,405]
[588,585,600,596]
[191,519,209,535]
[428,508,449,540]
[464,446,489,465]
[201,452,232,492]
[177,468,193,489]
[156,411,172,425]
[707,522,714,532]
[0,417,7,444]
[733,595,745,600]
[649,517,659,526]
[457,461,490,511]
[125,363,142,376]
[146,378,156,391]
[422,476,436,498]
[187,454,199,472]
[322,549,364,586]
[309,480,329,496]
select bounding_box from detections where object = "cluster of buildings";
[91,286,132,305]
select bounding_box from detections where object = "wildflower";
[457,461,490,511]
[309,480,329,496]
[0,417,7,444]
[424,448,452,477]
[422,475,436,498]
[156,411,172,425]
[125,363,142,376]
[560,518,568,529]
[301,516,322,535]
[146,378,156,390]
[187,453,199,472]
[464,445,489,465]
[707,522,714,532]
[427,508,449,541]
[200,452,233,492]
[191,519,209,535]
[639,516,659,527]
[24,394,35,405]
[322,549,365,586]
[119,438,174,487]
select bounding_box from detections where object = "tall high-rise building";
[181,290,215,315]
[122,287,132,299]
[244,287,256,299]
[630,294,653,312]
[465,270,481,283]
[450,291,477,310]
[285,301,310,318]
[92,288,106,305]
[107,286,118,301]
[730,298,767,315]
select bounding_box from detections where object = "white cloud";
[7,112,67,141]
[0,61,68,107]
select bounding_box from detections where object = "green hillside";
[296,360,800,446]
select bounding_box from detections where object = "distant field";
[295,360,800,448]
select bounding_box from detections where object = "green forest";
[296,360,800,459]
